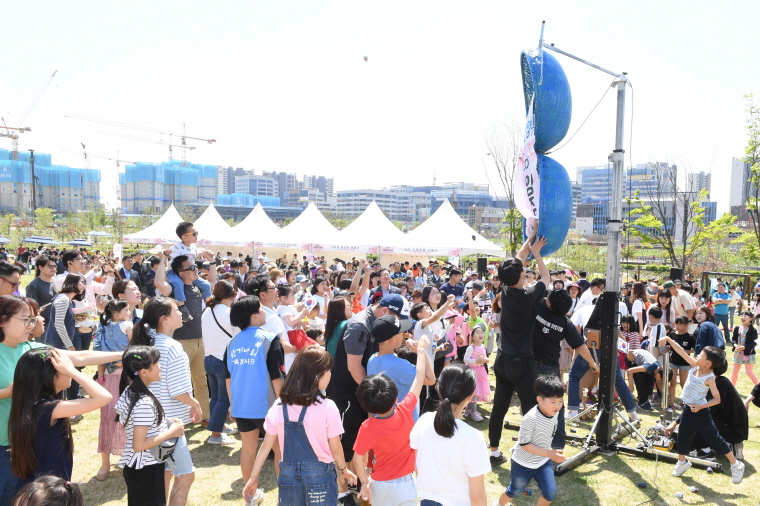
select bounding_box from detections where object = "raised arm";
[410,335,431,398]
[530,236,550,284]
[422,294,455,328]
[659,335,697,368]
[516,217,538,263]
[154,253,173,297]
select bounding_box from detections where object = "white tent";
[339,201,406,247]
[404,199,505,257]
[195,204,251,247]
[232,203,283,245]
[123,204,185,244]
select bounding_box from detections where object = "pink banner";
[381,246,461,256]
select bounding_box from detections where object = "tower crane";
[64,114,215,167]
[94,130,195,162]
[0,118,31,160]
[63,147,137,208]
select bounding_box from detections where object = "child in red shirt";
[352,321,432,506]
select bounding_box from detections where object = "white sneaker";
[672,459,691,477]
[223,424,239,435]
[206,433,234,445]
[731,460,745,484]
[471,411,484,422]
[628,411,639,422]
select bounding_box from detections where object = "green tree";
[739,94,760,256]
[34,208,55,231]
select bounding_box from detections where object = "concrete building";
[467,205,504,233]
[302,175,334,196]
[729,157,754,209]
[430,183,493,218]
[571,181,581,221]
[120,159,216,214]
[0,148,101,213]
[262,171,299,201]
[688,171,712,195]
[217,167,254,195]
[235,174,279,197]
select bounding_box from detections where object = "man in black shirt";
[155,252,217,423]
[488,232,550,466]
[532,290,599,448]
[25,255,58,329]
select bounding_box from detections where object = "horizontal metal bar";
[542,44,621,78]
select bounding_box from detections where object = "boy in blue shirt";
[367,315,436,421]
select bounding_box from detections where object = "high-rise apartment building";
[0,148,101,213]
[235,174,278,197]
[302,175,334,196]
[687,171,711,195]
[120,160,216,214]
[729,157,755,209]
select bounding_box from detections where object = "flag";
[516,96,540,233]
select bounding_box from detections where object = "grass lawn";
[65,365,758,506]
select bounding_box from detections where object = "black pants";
[123,463,166,506]
[489,352,537,449]
[421,356,446,414]
[632,371,654,404]
[333,397,367,462]
[676,406,731,456]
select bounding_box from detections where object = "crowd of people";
[0,222,757,506]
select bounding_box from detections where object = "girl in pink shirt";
[242,346,357,505]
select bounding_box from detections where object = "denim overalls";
[277,403,338,506]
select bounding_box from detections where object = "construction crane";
[94,130,195,162]
[63,148,137,208]
[0,71,57,160]
[0,119,31,160]
[64,114,215,167]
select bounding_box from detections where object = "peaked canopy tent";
[123,204,185,244]
[232,203,284,246]
[403,199,505,260]
[339,201,419,266]
[195,204,251,248]
[272,203,374,262]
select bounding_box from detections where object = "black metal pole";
[596,291,620,444]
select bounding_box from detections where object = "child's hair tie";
[134,371,140,376]
[133,355,142,360]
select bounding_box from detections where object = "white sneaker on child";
[672,459,691,477]
[470,411,484,422]
[731,460,745,484]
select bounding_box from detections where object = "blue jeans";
[0,446,18,506]
[507,459,556,501]
[567,353,635,412]
[167,270,211,301]
[204,355,230,433]
[67,330,93,400]
[420,501,443,506]
[534,361,566,449]
[369,472,416,506]
[714,313,730,342]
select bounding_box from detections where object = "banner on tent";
[254,241,311,250]
[312,243,378,254]
[198,239,253,247]
[123,236,170,245]
[381,246,461,256]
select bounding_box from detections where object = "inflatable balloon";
[522,154,573,257]
[520,49,572,153]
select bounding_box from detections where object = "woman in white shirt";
[631,282,647,337]
[201,280,240,445]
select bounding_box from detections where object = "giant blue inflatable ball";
[522,153,572,258]
[521,49,572,153]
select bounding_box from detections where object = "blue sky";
[2,1,758,213]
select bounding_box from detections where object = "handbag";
[148,418,178,463]
[287,329,317,351]
[209,307,233,338]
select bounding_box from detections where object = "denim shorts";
[165,435,195,476]
[370,473,416,506]
[507,459,556,502]
[670,363,692,371]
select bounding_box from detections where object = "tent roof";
[232,203,282,243]
[340,201,407,246]
[279,203,343,245]
[195,204,254,247]
[123,204,184,244]
[405,199,505,257]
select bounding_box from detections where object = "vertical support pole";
[598,76,627,445]
[29,149,36,213]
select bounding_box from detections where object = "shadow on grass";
[79,471,128,505]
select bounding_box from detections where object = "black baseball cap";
[371,315,413,343]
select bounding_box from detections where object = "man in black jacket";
[118,255,142,291]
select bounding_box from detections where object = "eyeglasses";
[265,286,277,291]
[11,316,39,328]
[73,257,83,261]
[183,231,199,237]
[179,264,197,272]
[0,278,20,290]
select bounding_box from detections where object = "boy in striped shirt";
[494,375,566,506]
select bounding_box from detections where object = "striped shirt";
[116,389,167,469]
[52,295,74,348]
[621,331,641,351]
[149,333,193,423]
[681,367,714,406]
[511,404,558,469]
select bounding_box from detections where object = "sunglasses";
[183,231,199,237]
[180,264,198,272]
[0,277,20,290]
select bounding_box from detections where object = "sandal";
[96,467,110,481]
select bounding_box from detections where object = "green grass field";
[66,366,758,506]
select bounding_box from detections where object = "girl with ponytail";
[93,299,133,481]
[115,345,185,506]
[409,363,489,506]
